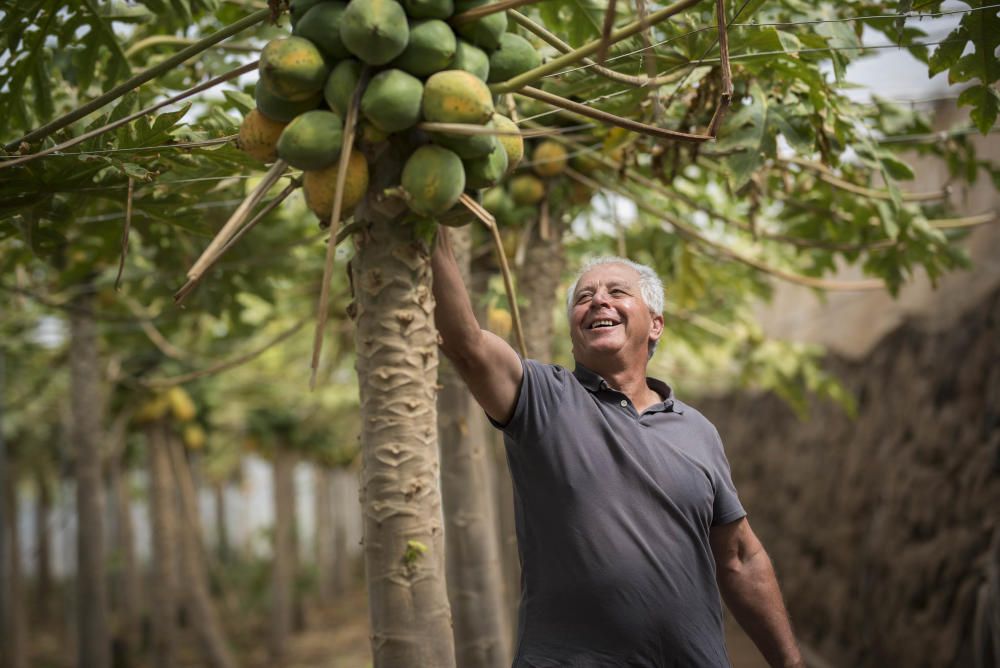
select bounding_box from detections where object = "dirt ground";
[28,586,771,667]
[266,588,772,668]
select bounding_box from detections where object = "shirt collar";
[572,363,683,414]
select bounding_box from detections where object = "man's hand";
[710,517,804,668]
[431,227,523,425]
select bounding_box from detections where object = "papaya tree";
[2,1,998,667]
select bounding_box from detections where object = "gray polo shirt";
[490,359,746,668]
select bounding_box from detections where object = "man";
[431,227,804,668]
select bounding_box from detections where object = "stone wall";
[701,285,1000,667]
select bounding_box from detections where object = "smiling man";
[432,228,804,668]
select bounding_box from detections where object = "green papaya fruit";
[402,145,466,215]
[487,32,541,82]
[277,110,345,170]
[294,2,351,60]
[453,0,507,51]
[491,113,523,172]
[422,69,494,124]
[451,40,490,80]
[290,0,327,27]
[361,69,424,133]
[340,0,410,65]
[255,80,323,122]
[463,136,508,189]
[323,59,362,116]
[432,120,497,158]
[393,20,456,77]
[259,36,329,101]
[402,0,453,19]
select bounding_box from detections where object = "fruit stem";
[4,8,269,152]
[489,0,703,94]
[450,0,542,25]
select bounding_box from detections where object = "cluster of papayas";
[479,138,602,227]
[235,0,547,224]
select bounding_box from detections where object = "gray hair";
[566,256,665,358]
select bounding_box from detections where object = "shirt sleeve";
[487,357,567,443]
[709,428,747,526]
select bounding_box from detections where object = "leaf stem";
[508,11,687,88]
[519,86,711,142]
[779,156,947,202]
[310,68,370,389]
[125,36,259,58]
[490,0,704,94]
[4,8,269,152]
[459,194,529,357]
[0,61,257,171]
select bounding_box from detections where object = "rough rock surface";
[701,286,1000,668]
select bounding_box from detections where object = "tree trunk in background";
[438,225,510,668]
[69,289,110,668]
[108,448,140,667]
[315,466,334,605]
[3,459,27,668]
[213,481,230,565]
[0,353,7,668]
[168,435,237,668]
[501,216,568,636]
[351,210,456,667]
[468,248,520,644]
[34,468,53,623]
[147,423,178,668]
[331,469,350,596]
[518,217,566,362]
[270,446,295,663]
[289,460,305,632]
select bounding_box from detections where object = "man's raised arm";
[431,227,523,425]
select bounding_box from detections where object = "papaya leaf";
[958,85,1000,135]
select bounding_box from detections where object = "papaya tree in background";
[437,225,510,667]
[1,1,998,667]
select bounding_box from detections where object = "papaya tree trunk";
[34,468,53,623]
[438,225,510,668]
[270,446,296,663]
[167,434,237,668]
[0,352,7,667]
[213,481,230,565]
[108,444,140,667]
[3,458,27,668]
[147,423,179,668]
[519,217,566,361]
[331,469,351,596]
[69,289,110,668]
[499,216,567,634]
[468,248,520,643]
[315,465,334,605]
[351,211,456,667]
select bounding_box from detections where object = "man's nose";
[590,289,612,308]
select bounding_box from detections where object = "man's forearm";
[717,549,803,668]
[430,228,484,359]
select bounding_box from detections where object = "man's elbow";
[438,327,486,371]
[716,545,769,580]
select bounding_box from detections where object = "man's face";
[569,263,663,365]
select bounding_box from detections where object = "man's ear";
[649,313,664,342]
